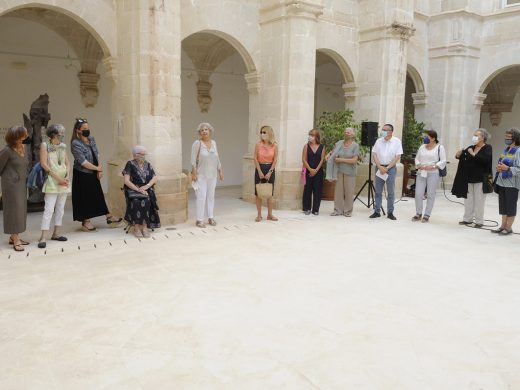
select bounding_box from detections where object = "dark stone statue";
[23,94,51,211]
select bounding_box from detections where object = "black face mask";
[22,137,31,145]
[81,129,91,137]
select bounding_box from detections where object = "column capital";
[102,56,118,83]
[412,92,428,106]
[389,22,415,41]
[260,1,324,24]
[245,72,262,94]
[473,93,487,107]
[342,82,357,101]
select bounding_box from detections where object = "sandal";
[51,236,68,242]
[81,221,97,232]
[411,214,422,222]
[498,229,513,236]
[142,229,151,238]
[255,216,262,222]
[13,242,24,252]
[422,215,430,223]
[134,228,143,238]
[196,221,206,228]
[491,227,505,234]
[106,216,123,225]
[208,218,217,226]
[267,215,278,221]
[9,238,29,245]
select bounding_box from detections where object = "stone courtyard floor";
[1,186,519,389]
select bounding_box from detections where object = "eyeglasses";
[260,131,267,134]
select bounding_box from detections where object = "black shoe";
[491,228,505,233]
[387,213,397,220]
[473,223,483,228]
[303,210,311,215]
[369,212,381,219]
[458,221,472,225]
[312,212,319,216]
[37,241,46,249]
[498,229,513,236]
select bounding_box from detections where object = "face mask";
[472,135,479,144]
[308,136,315,143]
[136,155,145,163]
[22,137,31,145]
[381,131,388,138]
[261,133,268,140]
[505,139,513,146]
[423,136,430,144]
[81,129,90,137]
[344,135,354,141]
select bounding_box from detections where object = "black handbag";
[482,173,493,194]
[492,172,500,194]
[127,189,148,199]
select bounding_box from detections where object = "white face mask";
[472,135,479,144]
[308,136,315,143]
[261,133,268,140]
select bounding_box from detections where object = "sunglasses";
[76,117,87,123]
[260,131,267,134]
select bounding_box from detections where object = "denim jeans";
[374,166,396,214]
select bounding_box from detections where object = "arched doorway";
[314,49,354,124]
[479,65,520,167]
[0,6,114,191]
[181,31,256,215]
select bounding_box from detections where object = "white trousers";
[196,177,217,221]
[41,193,68,230]
[463,182,486,224]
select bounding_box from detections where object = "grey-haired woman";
[123,145,160,238]
[37,124,71,248]
[191,123,224,228]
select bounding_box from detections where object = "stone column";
[258,0,323,209]
[425,11,483,179]
[108,0,186,225]
[242,71,262,203]
[357,2,415,139]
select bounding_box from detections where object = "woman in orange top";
[254,125,278,222]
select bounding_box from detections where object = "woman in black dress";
[123,145,160,238]
[70,118,121,231]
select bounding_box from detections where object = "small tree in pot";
[316,109,365,200]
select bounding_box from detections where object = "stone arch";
[478,64,520,93]
[406,64,425,93]
[0,1,116,57]
[183,29,257,74]
[316,48,354,84]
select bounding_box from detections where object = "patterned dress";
[122,160,160,229]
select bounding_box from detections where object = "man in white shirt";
[370,123,403,220]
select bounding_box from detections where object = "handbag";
[437,145,447,177]
[482,173,493,194]
[256,181,273,199]
[27,162,47,189]
[300,167,307,185]
[127,189,149,199]
[492,172,500,194]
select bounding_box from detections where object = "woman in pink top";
[254,125,278,222]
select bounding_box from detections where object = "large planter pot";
[322,180,335,200]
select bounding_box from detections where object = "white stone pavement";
[1,187,519,389]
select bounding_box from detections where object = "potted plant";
[401,110,425,196]
[316,109,365,200]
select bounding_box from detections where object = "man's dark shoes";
[369,212,381,219]
[387,213,397,220]
[459,221,472,225]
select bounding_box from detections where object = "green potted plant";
[316,109,365,200]
[401,110,425,196]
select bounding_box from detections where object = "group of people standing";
[0,118,161,251]
[2,119,519,252]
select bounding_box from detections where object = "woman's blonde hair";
[259,125,276,144]
[308,129,321,144]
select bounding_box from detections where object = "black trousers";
[302,170,324,213]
